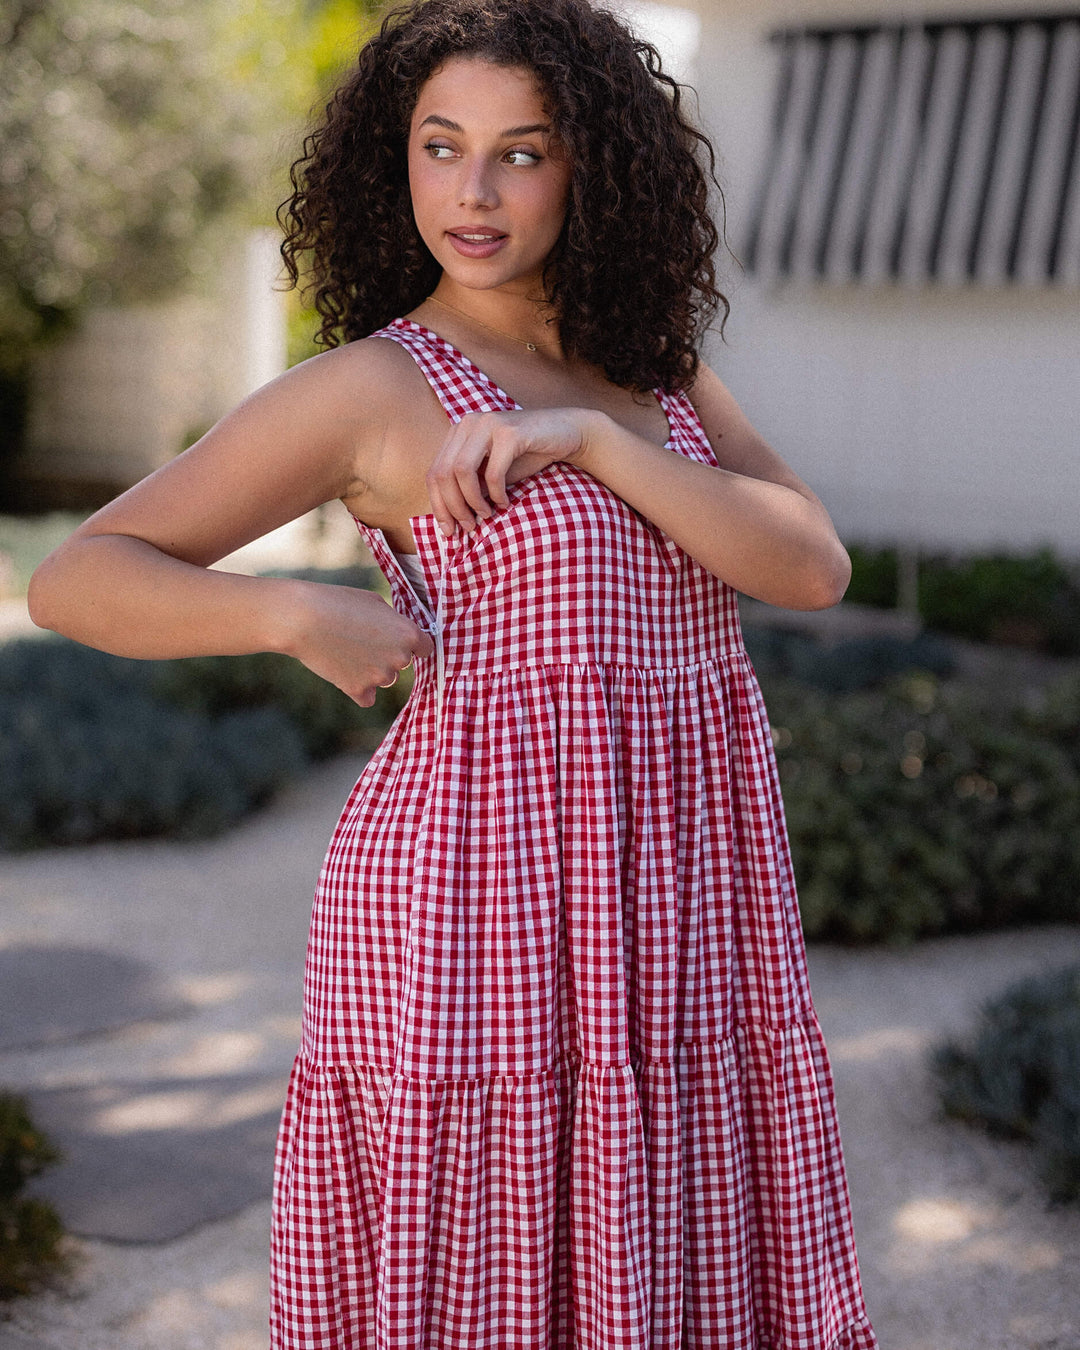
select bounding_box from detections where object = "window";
[744,14,1080,284]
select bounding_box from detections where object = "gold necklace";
[427,294,557,354]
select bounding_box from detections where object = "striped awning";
[744,13,1080,285]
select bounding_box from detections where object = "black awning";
[744,13,1080,284]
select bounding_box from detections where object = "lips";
[446,227,509,259]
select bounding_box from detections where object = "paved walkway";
[1,756,1079,1348]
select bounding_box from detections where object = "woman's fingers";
[408,627,435,662]
[428,415,516,534]
[426,408,587,535]
[286,582,434,707]
[483,442,516,510]
[440,426,492,515]
[375,649,422,689]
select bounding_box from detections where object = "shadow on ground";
[0,945,191,1052]
[0,943,286,1242]
[27,1073,284,1243]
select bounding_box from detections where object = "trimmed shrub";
[763,670,1080,944]
[0,1092,67,1299]
[0,640,308,848]
[743,625,954,694]
[845,545,1080,656]
[932,966,1080,1203]
[150,651,404,761]
[841,544,899,610]
[0,629,409,850]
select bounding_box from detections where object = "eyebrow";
[418,115,551,137]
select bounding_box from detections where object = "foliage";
[845,545,1080,655]
[0,0,382,398]
[932,966,1080,1203]
[843,544,899,610]
[919,550,1080,654]
[762,670,1080,944]
[743,625,954,695]
[301,0,387,96]
[0,1092,66,1300]
[150,646,399,762]
[0,570,408,850]
[281,0,388,367]
[0,639,309,848]
[2,1,257,364]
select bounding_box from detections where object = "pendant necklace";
[427,294,557,354]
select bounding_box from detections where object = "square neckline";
[358,317,685,563]
[390,316,677,454]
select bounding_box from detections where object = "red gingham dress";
[270,318,877,1350]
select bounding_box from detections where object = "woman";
[30,1,877,1346]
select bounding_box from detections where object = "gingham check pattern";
[269,319,877,1349]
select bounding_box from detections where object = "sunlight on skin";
[91,1079,286,1134]
[829,1026,932,1062]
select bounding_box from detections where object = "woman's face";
[407,57,572,296]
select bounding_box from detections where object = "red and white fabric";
[269,317,878,1350]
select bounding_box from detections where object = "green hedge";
[846,545,1080,655]
[0,1092,66,1300]
[0,633,408,851]
[932,966,1080,1203]
[742,625,954,694]
[764,670,1080,944]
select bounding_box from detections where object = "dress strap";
[370,318,518,424]
[656,388,721,469]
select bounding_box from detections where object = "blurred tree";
[277,0,387,366]
[0,0,381,454]
[297,0,386,97]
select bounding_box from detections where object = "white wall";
[612,0,703,81]
[20,230,287,501]
[686,0,1080,554]
[711,284,1080,552]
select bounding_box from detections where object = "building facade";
[671,0,1079,554]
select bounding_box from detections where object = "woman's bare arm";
[423,362,850,611]
[28,342,434,705]
[577,363,851,610]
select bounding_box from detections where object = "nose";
[459,158,498,211]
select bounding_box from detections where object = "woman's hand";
[426,407,598,536]
[280,580,435,707]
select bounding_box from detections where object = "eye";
[424,141,457,160]
[504,148,541,166]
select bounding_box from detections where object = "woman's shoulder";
[268,326,436,428]
[288,326,418,390]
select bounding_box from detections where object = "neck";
[429,283,563,357]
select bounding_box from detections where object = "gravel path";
[1,757,1079,1349]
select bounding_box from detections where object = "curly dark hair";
[279,0,729,393]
